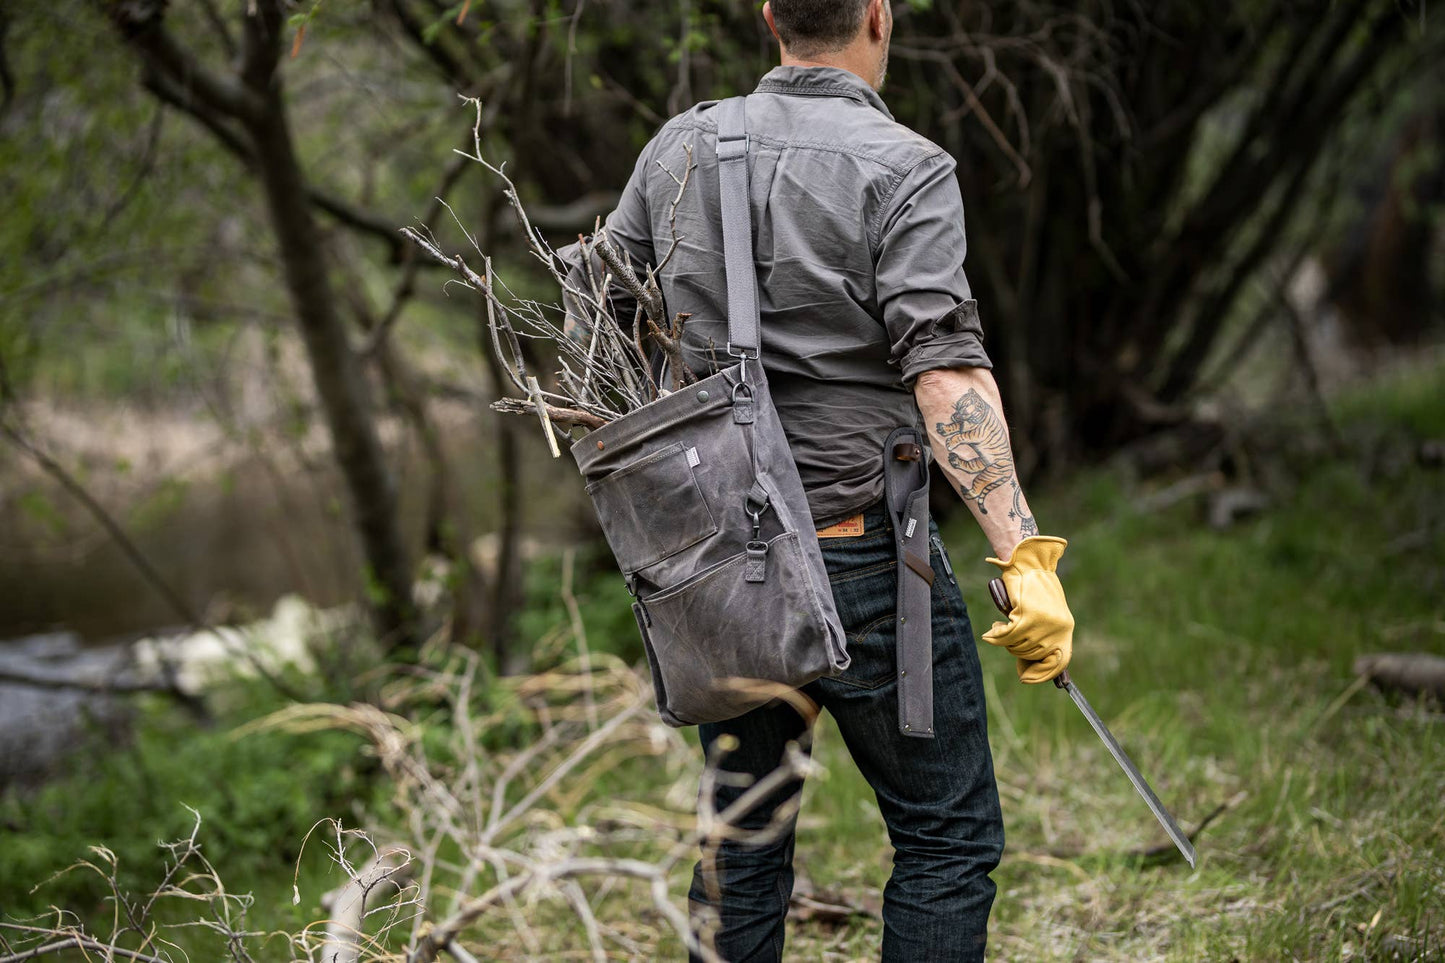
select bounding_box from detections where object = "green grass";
[0,680,386,942]
[778,356,1445,961]
[2,356,1441,961]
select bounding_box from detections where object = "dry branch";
[488,398,607,430]
[402,98,701,448]
[7,644,823,962]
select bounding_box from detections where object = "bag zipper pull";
[931,533,956,584]
[624,574,652,625]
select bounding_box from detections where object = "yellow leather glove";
[981,536,1075,684]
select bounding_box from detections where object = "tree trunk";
[479,330,526,674]
[242,93,419,652]
[104,0,422,652]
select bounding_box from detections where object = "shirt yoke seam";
[656,116,947,258]
[664,118,942,178]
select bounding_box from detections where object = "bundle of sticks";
[403,98,701,456]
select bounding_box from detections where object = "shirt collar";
[754,66,894,121]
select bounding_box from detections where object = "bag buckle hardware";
[623,574,651,624]
[731,380,756,425]
[743,489,770,583]
[744,540,769,584]
[893,442,923,462]
[745,491,770,539]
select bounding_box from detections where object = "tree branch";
[0,666,173,695]
[239,0,285,95]
[108,5,263,123]
[490,397,607,430]
[0,5,15,117]
[142,66,415,262]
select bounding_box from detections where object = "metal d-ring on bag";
[569,96,850,727]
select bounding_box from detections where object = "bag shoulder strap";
[715,96,760,360]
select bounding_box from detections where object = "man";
[565,0,1076,958]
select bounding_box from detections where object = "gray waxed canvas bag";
[570,96,850,727]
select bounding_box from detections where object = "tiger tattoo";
[934,388,1014,515]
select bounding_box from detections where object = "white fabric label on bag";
[905,518,917,538]
[686,447,701,468]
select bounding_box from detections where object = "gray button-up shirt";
[566,65,991,526]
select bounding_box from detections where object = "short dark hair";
[770,0,871,58]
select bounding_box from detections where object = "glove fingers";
[981,616,1023,650]
[1017,649,1067,685]
[983,619,1050,661]
[984,628,1046,663]
[987,539,1074,684]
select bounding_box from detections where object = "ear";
[868,0,888,41]
[763,2,781,42]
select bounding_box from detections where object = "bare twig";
[403,100,703,449]
[489,398,607,431]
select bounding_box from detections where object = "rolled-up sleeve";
[873,151,992,385]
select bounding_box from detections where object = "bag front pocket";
[586,442,719,574]
[642,531,836,725]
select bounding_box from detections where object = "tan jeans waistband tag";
[816,514,866,539]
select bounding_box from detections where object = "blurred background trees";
[0,0,1440,665]
[1,4,1441,958]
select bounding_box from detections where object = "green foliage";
[0,681,383,927]
[16,490,67,536]
[787,358,1445,960]
[127,476,190,534]
[516,543,642,666]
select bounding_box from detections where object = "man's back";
[600,65,991,526]
[560,6,1075,958]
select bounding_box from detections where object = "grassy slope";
[782,358,1445,961]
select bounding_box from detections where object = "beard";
[875,45,890,90]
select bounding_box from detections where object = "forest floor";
[1,355,1441,962]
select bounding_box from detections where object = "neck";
[779,47,881,90]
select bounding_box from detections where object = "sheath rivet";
[900,670,907,678]
[903,724,911,731]
[899,616,907,625]
[697,390,710,403]
[596,441,605,451]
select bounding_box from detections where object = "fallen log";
[1353,652,1445,701]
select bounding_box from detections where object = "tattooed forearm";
[934,388,1015,514]
[1010,481,1039,536]
[917,369,1044,556]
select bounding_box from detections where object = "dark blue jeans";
[687,501,1005,962]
